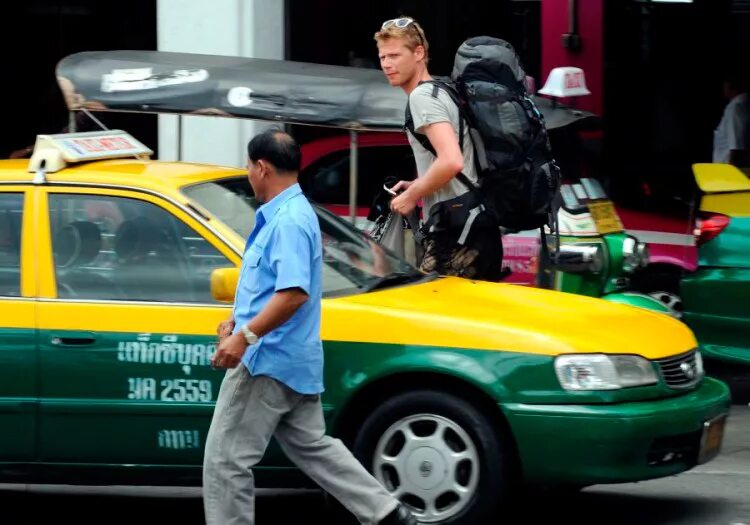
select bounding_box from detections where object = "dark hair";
[246,128,301,173]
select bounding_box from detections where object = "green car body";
[682,164,750,366]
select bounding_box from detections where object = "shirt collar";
[257,183,303,222]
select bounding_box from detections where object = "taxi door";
[35,185,239,466]
[0,187,37,462]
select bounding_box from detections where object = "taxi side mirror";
[211,267,239,302]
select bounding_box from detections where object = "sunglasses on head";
[380,18,424,47]
[381,17,415,29]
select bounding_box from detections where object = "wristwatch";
[240,324,259,345]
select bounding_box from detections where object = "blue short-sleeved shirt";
[233,183,323,394]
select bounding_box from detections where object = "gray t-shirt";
[407,82,479,218]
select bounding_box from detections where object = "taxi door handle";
[50,332,97,346]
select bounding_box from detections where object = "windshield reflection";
[182,179,426,296]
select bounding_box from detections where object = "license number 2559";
[128,377,213,402]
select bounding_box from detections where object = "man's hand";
[211,332,246,369]
[211,289,308,369]
[217,318,235,344]
[388,180,415,194]
[390,189,419,216]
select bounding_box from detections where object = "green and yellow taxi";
[681,163,750,367]
[0,130,730,524]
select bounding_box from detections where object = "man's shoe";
[379,504,418,525]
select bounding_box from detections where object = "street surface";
[2,404,748,525]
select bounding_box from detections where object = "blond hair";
[374,18,429,64]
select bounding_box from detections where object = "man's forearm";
[406,157,463,201]
[243,289,308,337]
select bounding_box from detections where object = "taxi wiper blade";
[364,271,429,292]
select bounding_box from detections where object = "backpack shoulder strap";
[404,98,436,157]
[405,79,462,149]
[421,80,472,134]
[404,81,476,191]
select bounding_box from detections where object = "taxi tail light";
[694,213,730,246]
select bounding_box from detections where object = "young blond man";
[375,17,503,281]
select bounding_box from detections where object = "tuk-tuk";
[531,70,672,315]
[537,176,671,313]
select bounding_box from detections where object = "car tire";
[349,390,512,525]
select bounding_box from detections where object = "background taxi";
[681,164,750,373]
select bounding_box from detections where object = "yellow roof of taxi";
[0,158,245,191]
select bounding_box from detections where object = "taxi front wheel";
[352,390,512,525]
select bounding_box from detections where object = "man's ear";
[414,45,426,62]
[257,159,270,177]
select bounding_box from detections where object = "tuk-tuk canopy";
[57,50,408,132]
[56,50,598,132]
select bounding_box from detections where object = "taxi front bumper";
[502,377,731,485]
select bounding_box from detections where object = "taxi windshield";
[182,178,426,297]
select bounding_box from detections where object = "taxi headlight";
[622,237,649,272]
[555,354,659,391]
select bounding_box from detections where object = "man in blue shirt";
[203,129,415,525]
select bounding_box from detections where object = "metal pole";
[349,130,358,224]
[68,112,77,132]
[568,0,578,35]
[177,115,183,161]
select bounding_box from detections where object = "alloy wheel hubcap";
[372,414,480,523]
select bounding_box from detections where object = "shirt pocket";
[243,246,264,295]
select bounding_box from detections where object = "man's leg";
[270,382,401,525]
[203,368,288,525]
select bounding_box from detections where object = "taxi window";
[0,194,23,297]
[48,194,232,304]
[183,178,257,239]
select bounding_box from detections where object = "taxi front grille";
[655,349,701,389]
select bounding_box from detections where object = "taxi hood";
[322,277,696,360]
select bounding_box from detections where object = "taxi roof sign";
[28,130,153,174]
[538,67,591,98]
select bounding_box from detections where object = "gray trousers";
[203,365,399,525]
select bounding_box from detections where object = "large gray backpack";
[405,36,561,233]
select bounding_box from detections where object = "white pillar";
[157,0,284,167]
